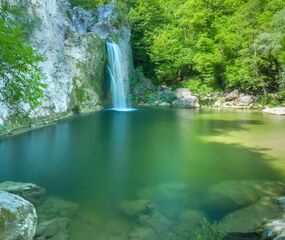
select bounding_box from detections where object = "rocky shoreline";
[131,74,285,112]
[1,88,285,139]
[2,180,285,239]
[0,181,78,240]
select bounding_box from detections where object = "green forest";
[73,0,285,103]
[1,0,285,107]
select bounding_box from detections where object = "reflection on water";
[0,108,285,239]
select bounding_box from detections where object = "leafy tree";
[128,0,167,79]
[0,2,45,110]
[129,0,285,98]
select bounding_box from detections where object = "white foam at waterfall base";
[106,40,134,111]
[107,108,137,112]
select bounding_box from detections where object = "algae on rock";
[65,32,107,113]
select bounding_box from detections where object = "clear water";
[0,108,285,239]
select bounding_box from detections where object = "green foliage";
[129,0,285,98]
[179,78,214,96]
[70,0,135,11]
[0,2,46,109]
[280,37,285,64]
[194,218,226,240]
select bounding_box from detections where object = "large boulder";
[173,88,200,108]
[172,98,200,108]
[263,107,285,116]
[0,181,45,205]
[158,102,171,107]
[175,88,193,99]
[0,191,37,240]
[157,86,175,104]
[225,90,239,101]
[238,94,255,106]
[221,197,283,236]
[262,218,285,240]
[260,197,285,240]
[204,180,285,213]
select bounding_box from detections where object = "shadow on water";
[202,119,264,134]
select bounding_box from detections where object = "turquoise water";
[0,108,285,239]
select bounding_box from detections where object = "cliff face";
[0,0,107,126]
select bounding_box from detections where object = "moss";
[6,112,32,127]
[0,208,16,237]
[84,33,107,97]
[73,77,88,103]
[71,32,107,110]
[194,218,226,240]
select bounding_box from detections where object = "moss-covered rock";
[204,180,285,214]
[173,210,207,239]
[65,32,107,113]
[0,191,37,240]
[119,199,155,218]
[0,181,46,206]
[221,197,283,235]
[36,196,78,221]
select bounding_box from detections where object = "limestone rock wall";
[0,0,107,126]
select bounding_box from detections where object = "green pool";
[0,108,285,239]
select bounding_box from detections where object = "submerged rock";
[0,191,37,240]
[34,217,69,240]
[35,196,78,240]
[138,211,173,239]
[119,199,155,218]
[137,182,192,218]
[173,209,207,239]
[221,197,283,235]
[204,180,285,213]
[260,197,285,240]
[0,181,46,205]
[263,107,285,116]
[36,196,78,221]
[138,182,190,202]
[128,227,157,240]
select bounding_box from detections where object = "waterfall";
[106,40,133,111]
